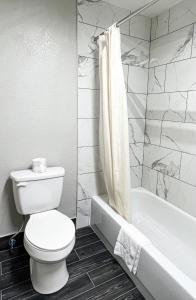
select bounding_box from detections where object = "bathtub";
[91,188,196,300]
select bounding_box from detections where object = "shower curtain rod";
[94,0,160,42]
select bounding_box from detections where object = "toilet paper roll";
[32,158,47,173]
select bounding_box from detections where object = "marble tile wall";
[77,0,151,227]
[142,0,196,218]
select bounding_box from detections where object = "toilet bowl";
[10,166,75,294]
[24,210,75,294]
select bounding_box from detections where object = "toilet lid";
[25,210,75,251]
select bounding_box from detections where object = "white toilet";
[10,167,75,295]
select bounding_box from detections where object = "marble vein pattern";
[150,25,193,67]
[78,56,99,89]
[121,35,150,67]
[169,0,196,33]
[144,119,162,145]
[186,91,196,123]
[76,199,91,228]
[146,92,187,122]
[142,166,157,194]
[130,166,142,188]
[129,143,144,167]
[161,121,196,155]
[143,144,181,178]
[77,0,129,35]
[151,10,169,40]
[165,58,196,92]
[148,65,166,94]
[156,173,196,217]
[129,119,145,144]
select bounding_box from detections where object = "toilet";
[10,167,75,295]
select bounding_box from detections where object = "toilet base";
[30,257,69,294]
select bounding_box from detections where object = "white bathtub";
[91,188,196,300]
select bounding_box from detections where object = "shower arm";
[93,0,160,42]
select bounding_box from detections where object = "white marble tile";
[127,93,146,119]
[191,23,196,57]
[143,143,181,178]
[186,91,196,123]
[148,65,166,94]
[165,58,196,92]
[78,146,101,174]
[129,143,143,167]
[130,166,142,188]
[78,57,99,89]
[128,66,148,94]
[129,118,145,144]
[121,35,150,67]
[150,25,193,68]
[78,22,102,58]
[180,153,196,186]
[151,10,169,40]
[142,166,157,194]
[78,89,100,118]
[129,15,151,41]
[161,121,196,155]
[77,172,106,200]
[146,92,187,122]
[78,0,129,35]
[78,119,99,147]
[169,0,196,33]
[145,119,162,145]
[123,64,128,92]
[76,198,91,229]
[156,173,196,218]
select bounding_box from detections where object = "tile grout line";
[69,273,127,300]
[114,287,138,300]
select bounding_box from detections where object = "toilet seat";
[24,210,75,262]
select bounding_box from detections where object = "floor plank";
[68,251,114,279]
[88,261,124,286]
[76,241,106,260]
[75,233,99,249]
[71,273,135,300]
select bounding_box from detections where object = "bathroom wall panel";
[143,0,196,218]
[77,0,151,228]
[0,0,77,236]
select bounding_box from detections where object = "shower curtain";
[99,24,131,221]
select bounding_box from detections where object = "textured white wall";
[0,0,77,236]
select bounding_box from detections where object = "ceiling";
[105,0,183,17]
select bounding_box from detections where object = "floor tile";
[16,274,94,300]
[0,247,26,263]
[0,267,30,290]
[76,226,94,238]
[76,241,106,260]
[2,255,29,274]
[89,261,124,286]
[75,233,99,249]
[68,251,114,279]
[2,280,33,300]
[67,250,79,265]
[115,288,145,300]
[71,273,135,300]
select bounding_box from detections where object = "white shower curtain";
[99,24,131,221]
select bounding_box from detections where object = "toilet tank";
[10,167,65,215]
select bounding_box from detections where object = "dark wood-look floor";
[0,226,145,300]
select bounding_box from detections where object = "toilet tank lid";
[10,167,65,182]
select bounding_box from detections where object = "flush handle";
[16,182,27,188]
